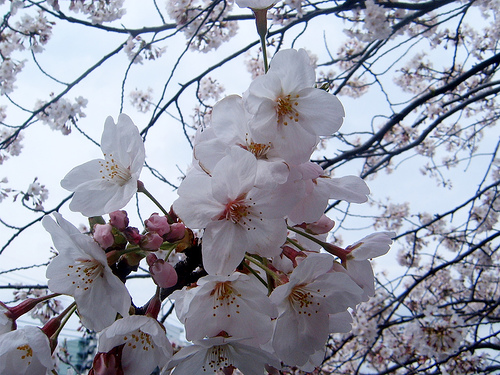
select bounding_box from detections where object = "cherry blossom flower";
[287,162,370,224]
[243,49,345,164]
[0,326,54,375]
[43,212,131,331]
[193,94,290,187]
[344,231,395,300]
[270,253,363,367]
[61,113,145,217]
[98,315,173,375]
[165,336,280,375]
[171,272,276,345]
[173,146,289,275]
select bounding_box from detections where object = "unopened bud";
[140,232,164,251]
[89,347,124,375]
[145,213,170,236]
[147,254,178,288]
[109,210,129,231]
[94,224,114,249]
[164,222,186,242]
[123,227,141,245]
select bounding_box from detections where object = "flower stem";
[137,180,172,221]
[287,225,349,262]
[244,254,279,281]
[253,8,269,73]
[241,262,268,288]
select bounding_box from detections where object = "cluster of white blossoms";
[0,3,394,374]
[0,46,393,373]
[166,0,238,52]
[34,95,88,135]
[63,0,126,25]
[0,127,23,164]
[167,47,394,372]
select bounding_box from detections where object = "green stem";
[241,262,268,288]
[51,302,76,340]
[253,8,269,73]
[244,254,280,281]
[287,225,325,247]
[286,237,307,252]
[261,34,269,73]
[137,181,172,221]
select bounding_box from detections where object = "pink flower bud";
[147,254,178,288]
[140,232,164,251]
[94,224,114,249]
[297,214,335,235]
[123,227,141,245]
[164,222,186,242]
[145,213,170,236]
[109,210,129,231]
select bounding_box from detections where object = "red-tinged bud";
[145,294,162,319]
[123,227,141,244]
[94,224,114,249]
[7,297,45,321]
[296,215,335,235]
[281,245,306,267]
[109,210,129,231]
[164,222,186,242]
[147,254,178,288]
[145,213,170,236]
[323,242,350,263]
[89,346,125,375]
[140,232,164,251]
[168,206,178,223]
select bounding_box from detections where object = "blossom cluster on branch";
[0,39,393,375]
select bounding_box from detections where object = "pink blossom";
[166,336,279,375]
[140,232,164,251]
[109,210,129,231]
[164,222,186,242]
[145,213,171,236]
[147,254,178,288]
[94,223,114,249]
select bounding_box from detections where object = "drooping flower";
[344,231,395,300]
[0,326,54,375]
[98,315,173,375]
[270,253,363,367]
[171,272,276,345]
[287,162,370,224]
[43,212,131,331]
[173,146,290,275]
[61,114,145,216]
[165,336,280,375]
